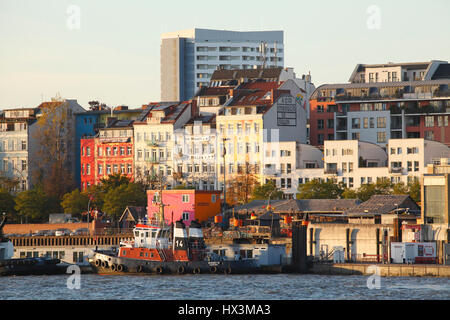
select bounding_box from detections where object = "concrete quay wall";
[310,263,450,277]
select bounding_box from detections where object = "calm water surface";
[1,274,449,300]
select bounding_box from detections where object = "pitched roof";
[236,199,360,214]
[119,206,147,223]
[210,67,283,81]
[345,195,420,215]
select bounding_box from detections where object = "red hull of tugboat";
[90,250,259,275]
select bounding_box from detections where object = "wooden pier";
[11,234,133,248]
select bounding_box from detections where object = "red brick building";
[80,119,134,190]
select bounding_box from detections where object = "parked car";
[70,228,89,236]
[54,228,71,236]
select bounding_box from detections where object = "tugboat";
[0,214,63,276]
[89,199,259,275]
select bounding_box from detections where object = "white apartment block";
[161,28,284,102]
[349,60,449,83]
[173,115,218,190]
[263,138,450,198]
[0,108,38,191]
[133,102,193,187]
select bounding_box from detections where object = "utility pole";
[222,137,229,216]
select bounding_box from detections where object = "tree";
[31,98,76,205]
[227,163,259,205]
[61,189,89,216]
[102,183,147,221]
[407,180,421,203]
[251,180,284,201]
[0,188,16,222]
[297,179,346,199]
[0,175,19,193]
[14,188,51,223]
[99,173,131,191]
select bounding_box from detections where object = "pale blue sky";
[0,0,449,109]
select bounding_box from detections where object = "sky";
[0,0,449,110]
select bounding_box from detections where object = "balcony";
[389,167,403,174]
[146,157,160,164]
[147,141,160,147]
[263,168,279,176]
[172,172,183,180]
[324,168,338,175]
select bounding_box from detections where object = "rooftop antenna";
[259,41,267,70]
[274,42,277,68]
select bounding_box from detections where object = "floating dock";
[310,263,450,277]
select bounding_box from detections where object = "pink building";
[147,190,221,226]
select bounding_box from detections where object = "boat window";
[141,233,145,237]
[152,230,157,238]
[145,232,149,238]
[134,231,139,237]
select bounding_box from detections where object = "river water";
[1,274,449,300]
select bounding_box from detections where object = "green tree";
[61,189,89,216]
[355,180,394,202]
[14,188,50,222]
[99,173,131,191]
[297,179,346,199]
[102,183,147,221]
[251,181,283,201]
[406,180,421,203]
[0,188,17,222]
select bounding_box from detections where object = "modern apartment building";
[161,28,284,102]
[262,138,450,198]
[310,60,450,147]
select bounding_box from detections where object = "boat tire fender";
[95,259,101,267]
[209,266,218,274]
[224,266,232,275]
[137,265,145,273]
[177,265,185,274]
[111,264,117,272]
[155,266,163,274]
[101,260,108,268]
[117,264,124,272]
[193,267,201,274]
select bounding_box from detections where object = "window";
[86,164,91,175]
[127,147,132,155]
[21,140,27,150]
[349,162,354,173]
[369,118,375,128]
[21,160,27,171]
[120,147,125,155]
[86,147,91,156]
[425,116,434,127]
[318,134,324,145]
[182,212,189,221]
[317,105,324,113]
[113,147,118,156]
[351,118,360,129]
[98,164,103,175]
[342,162,347,173]
[182,195,189,203]
[363,118,368,129]
[390,148,395,155]
[377,117,386,128]
[113,164,118,173]
[317,119,324,129]
[377,132,386,143]
[414,161,419,172]
[352,132,360,140]
[106,165,111,174]
[407,161,412,172]
[287,178,292,189]
[211,195,216,203]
